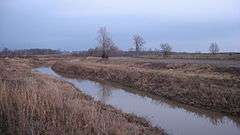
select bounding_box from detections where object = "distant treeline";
[71,49,240,57]
[70,47,240,60]
[0,48,61,57]
[71,48,161,57]
[1,47,239,60]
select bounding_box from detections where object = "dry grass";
[142,53,240,60]
[0,58,164,135]
[52,57,240,116]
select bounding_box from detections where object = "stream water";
[33,67,240,135]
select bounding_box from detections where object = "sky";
[0,0,240,52]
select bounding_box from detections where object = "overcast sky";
[0,0,239,52]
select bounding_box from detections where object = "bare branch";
[97,27,115,58]
[160,43,172,56]
[133,34,145,56]
[209,42,220,55]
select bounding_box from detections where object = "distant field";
[141,52,240,61]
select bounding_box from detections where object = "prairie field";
[1,0,240,134]
[1,55,240,135]
[0,57,164,135]
[53,56,240,116]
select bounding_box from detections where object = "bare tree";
[98,84,112,103]
[160,43,172,56]
[109,44,122,56]
[133,34,145,56]
[97,27,115,58]
[209,42,220,55]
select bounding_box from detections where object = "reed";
[0,58,163,135]
[52,57,240,116]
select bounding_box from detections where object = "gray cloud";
[0,0,239,52]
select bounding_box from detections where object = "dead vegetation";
[0,58,164,135]
[52,57,240,116]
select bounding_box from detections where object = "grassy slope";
[52,57,240,116]
[0,58,164,135]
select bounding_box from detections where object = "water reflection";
[115,84,240,128]
[33,67,240,135]
[97,83,112,103]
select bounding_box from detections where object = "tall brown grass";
[0,59,163,135]
[52,58,240,116]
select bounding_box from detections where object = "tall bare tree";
[97,27,115,58]
[133,34,145,56]
[209,42,220,55]
[160,43,172,57]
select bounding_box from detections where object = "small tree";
[109,44,122,57]
[209,42,219,55]
[160,43,172,56]
[133,34,145,56]
[97,27,115,58]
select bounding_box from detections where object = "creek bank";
[0,58,165,135]
[52,60,240,116]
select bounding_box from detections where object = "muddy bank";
[52,59,240,116]
[0,58,164,135]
